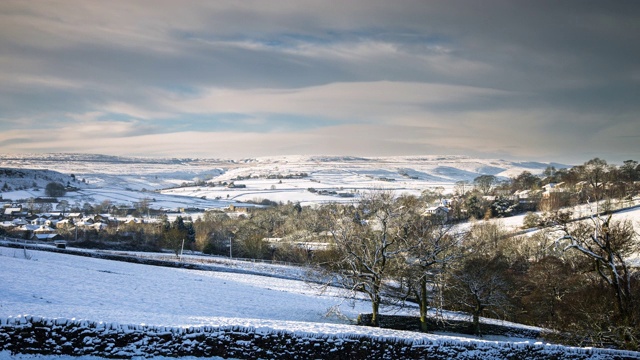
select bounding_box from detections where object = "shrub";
[523,212,541,229]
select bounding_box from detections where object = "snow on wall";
[1,316,638,359]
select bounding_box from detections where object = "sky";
[0,1,638,164]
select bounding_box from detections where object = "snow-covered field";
[480,203,640,234]
[3,245,639,359]
[0,248,375,327]
[0,154,565,211]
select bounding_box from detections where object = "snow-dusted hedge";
[357,313,542,339]
[2,316,639,359]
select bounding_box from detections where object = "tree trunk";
[611,265,627,320]
[371,295,380,327]
[419,276,429,332]
[604,233,630,322]
[472,312,480,336]
[472,305,483,336]
[370,280,381,326]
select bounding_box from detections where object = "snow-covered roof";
[41,212,62,218]
[33,225,56,233]
[32,233,61,241]
[31,217,47,225]
[89,222,108,230]
[3,207,21,215]
[425,205,449,213]
[18,224,39,231]
[56,219,73,226]
[0,221,15,228]
[11,218,27,225]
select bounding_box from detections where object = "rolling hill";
[0,153,567,211]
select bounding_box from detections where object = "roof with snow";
[3,207,21,215]
[31,233,62,241]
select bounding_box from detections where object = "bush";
[523,212,541,229]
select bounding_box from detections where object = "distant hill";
[214,154,569,183]
[0,168,85,194]
[0,153,570,209]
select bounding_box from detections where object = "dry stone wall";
[2,316,639,359]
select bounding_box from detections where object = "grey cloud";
[0,0,638,163]
[4,1,638,92]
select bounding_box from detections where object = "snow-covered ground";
[0,247,517,355]
[0,153,564,211]
[3,245,638,359]
[469,200,640,234]
[0,248,373,327]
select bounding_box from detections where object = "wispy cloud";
[167,81,510,123]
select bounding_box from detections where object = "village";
[3,174,635,251]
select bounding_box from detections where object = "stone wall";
[2,316,638,359]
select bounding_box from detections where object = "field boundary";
[2,316,638,359]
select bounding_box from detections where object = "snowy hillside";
[0,248,372,327]
[0,153,567,211]
[0,168,87,194]
[2,246,637,359]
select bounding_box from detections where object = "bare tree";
[511,171,540,191]
[454,180,470,196]
[466,221,507,253]
[194,211,233,254]
[233,220,269,259]
[136,197,152,217]
[56,200,69,216]
[162,227,186,256]
[473,175,497,195]
[519,256,580,329]
[445,254,512,335]
[327,190,407,326]
[584,158,607,194]
[559,215,638,322]
[95,199,112,214]
[403,219,462,331]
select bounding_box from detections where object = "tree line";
[317,190,638,349]
[183,187,637,349]
[450,158,640,220]
[186,157,639,349]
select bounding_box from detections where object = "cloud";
[0,1,638,164]
[0,110,631,164]
[167,81,509,122]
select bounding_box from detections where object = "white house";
[423,205,450,222]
